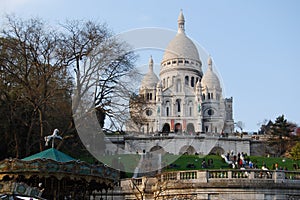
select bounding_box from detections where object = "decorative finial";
[44,129,62,148]
[149,55,154,71]
[178,9,185,33]
[207,56,213,71]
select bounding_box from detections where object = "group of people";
[223,151,258,169]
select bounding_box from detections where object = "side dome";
[162,10,200,63]
[201,57,221,90]
[141,56,159,88]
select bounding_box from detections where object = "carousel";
[0,130,119,200]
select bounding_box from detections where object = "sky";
[1,0,299,131]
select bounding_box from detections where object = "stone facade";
[99,170,300,200]
[127,11,234,135]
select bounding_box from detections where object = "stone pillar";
[274,171,285,183]
[197,171,208,183]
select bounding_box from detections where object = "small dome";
[162,11,200,63]
[141,56,159,88]
[201,57,221,90]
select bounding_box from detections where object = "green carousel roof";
[22,148,75,162]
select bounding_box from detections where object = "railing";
[159,169,300,183]
[180,171,197,180]
[208,170,228,178]
[285,171,300,180]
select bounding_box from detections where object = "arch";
[162,123,170,133]
[186,123,195,134]
[209,146,225,155]
[149,145,166,155]
[175,123,182,133]
[179,145,196,155]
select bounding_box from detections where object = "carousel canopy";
[22,148,75,162]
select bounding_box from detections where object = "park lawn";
[162,155,229,171]
[162,154,299,171]
[247,156,296,170]
[97,154,141,173]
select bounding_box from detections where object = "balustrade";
[159,169,300,183]
[179,171,197,180]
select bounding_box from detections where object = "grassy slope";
[162,155,299,171]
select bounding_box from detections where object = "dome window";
[178,60,183,64]
[172,60,177,64]
[185,60,189,64]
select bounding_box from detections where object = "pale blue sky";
[1,0,299,131]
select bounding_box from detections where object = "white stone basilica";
[128,11,234,135]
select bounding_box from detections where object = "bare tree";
[58,20,138,130]
[235,121,245,133]
[127,93,149,133]
[129,177,149,200]
[0,16,72,155]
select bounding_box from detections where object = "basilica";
[128,11,234,135]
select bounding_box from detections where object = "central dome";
[162,10,200,63]
[162,33,200,62]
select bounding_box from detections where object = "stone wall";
[110,169,300,200]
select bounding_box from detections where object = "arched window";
[202,94,205,100]
[176,99,181,112]
[185,76,189,85]
[166,100,170,116]
[191,77,195,87]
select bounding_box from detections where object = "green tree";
[265,115,298,157]
[290,142,300,160]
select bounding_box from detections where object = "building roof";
[141,56,159,89]
[201,57,221,90]
[162,11,200,63]
[22,148,76,162]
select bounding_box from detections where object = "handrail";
[158,169,300,183]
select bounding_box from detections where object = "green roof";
[22,148,76,162]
